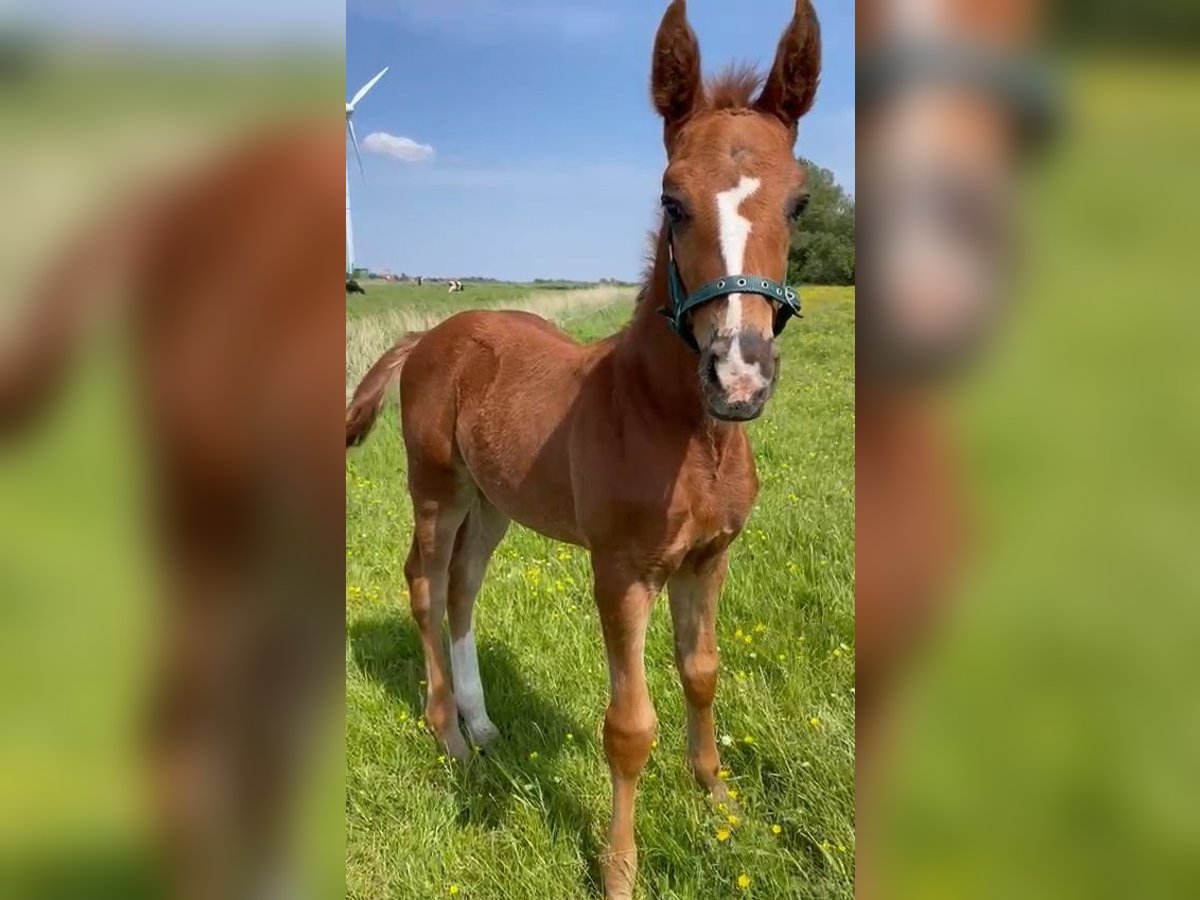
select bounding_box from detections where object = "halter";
[658,235,802,352]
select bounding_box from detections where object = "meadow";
[345,282,855,899]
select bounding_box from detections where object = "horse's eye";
[789,193,810,221]
[661,194,687,224]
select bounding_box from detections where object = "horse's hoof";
[466,718,502,749]
[599,848,637,900]
[706,781,741,813]
[441,726,472,763]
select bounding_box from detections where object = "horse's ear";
[755,0,821,129]
[651,0,703,146]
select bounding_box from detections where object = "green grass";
[345,286,855,899]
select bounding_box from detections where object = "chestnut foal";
[346,2,820,896]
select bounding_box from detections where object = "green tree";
[788,159,855,286]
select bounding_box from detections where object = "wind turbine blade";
[349,66,388,108]
[348,120,365,178]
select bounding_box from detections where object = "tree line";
[788,158,855,286]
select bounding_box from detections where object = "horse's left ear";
[755,0,822,128]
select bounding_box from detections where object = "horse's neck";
[613,230,741,447]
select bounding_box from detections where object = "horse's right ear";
[651,0,703,147]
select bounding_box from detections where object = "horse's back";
[440,308,578,345]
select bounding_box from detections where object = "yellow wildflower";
[528,751,539,761]
[448,886,459,897]
[742,735,755,745]
[727,814,739,826]
[717,768,730,780]
[809,717,821,729]
[727,789,739,800]
[565,733,574,742]
[716,828,730,842]
[754,623,767,634]
[737,873,751,890]
[771,824,782,835]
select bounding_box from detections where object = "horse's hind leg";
[447,497,510,748]
[405,479,473,761]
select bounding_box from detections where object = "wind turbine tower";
[346,67,388,277]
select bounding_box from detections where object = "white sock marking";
[713,175,767,399]
[451,629,496,739]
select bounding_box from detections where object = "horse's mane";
[706,64,764,111]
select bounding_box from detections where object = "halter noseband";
[658,235,802,352]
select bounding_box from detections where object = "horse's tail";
[0,193,157,438]
[345,331,427,448]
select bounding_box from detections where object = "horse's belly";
[490,488,585,547]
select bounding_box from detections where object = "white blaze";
[450,629,497,742]
[713,175,767,401]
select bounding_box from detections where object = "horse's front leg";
[667,548,729,800]
[593,556,658,900]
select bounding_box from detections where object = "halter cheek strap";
[658,239,802,352]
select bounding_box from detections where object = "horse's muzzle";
[700,330,779,421]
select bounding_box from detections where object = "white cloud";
[361,132,435,163]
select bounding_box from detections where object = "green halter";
[658,238,802,352]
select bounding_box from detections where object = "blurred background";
[0,2,341,898]
[860,1,1200,898]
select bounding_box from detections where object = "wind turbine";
[346,66,388,278]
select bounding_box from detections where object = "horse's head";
[856,0,1053,377]
[651,0,820,422]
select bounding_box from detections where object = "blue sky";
[347,1,854,281]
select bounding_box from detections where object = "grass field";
[345,285,855,899]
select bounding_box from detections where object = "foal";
[347,2,820,896]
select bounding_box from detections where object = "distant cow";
[346,279,366,295]
[448,280,465,294]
